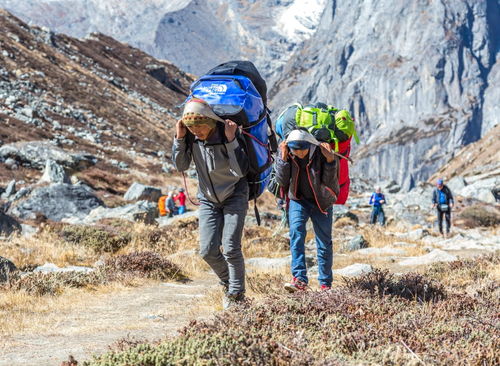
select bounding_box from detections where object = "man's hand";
[176,119,187,139]
[224,119,238,142]
[379,200,385,204]
[280,141,289,161]
[319,142,335,163]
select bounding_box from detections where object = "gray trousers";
[198,188,248,295]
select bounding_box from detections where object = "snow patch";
[276,0,327,42]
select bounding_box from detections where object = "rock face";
[0,256,17,282]
[0,0,326,79]
[9,183,104,221]
[124,182,162,202]
[271,0,500,190]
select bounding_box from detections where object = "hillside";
[0,9,193,199]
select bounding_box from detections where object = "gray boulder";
[0,141,96,170]
[9,183,104,221]
[0,212,22,236]
[4,179,16,198]
[124,182,162,202]
[334,263,373,277]
[0,256,18,283]
[355,246,406,256]
[332,205,359,223]
[38,159,71,184]
[33,262,94,273]
[342,234,368,252]
[398,249,457,266]
[73,200,158,225]
[246,255,314,271]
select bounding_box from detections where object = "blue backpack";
[187,61,277,215]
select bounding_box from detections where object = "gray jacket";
[172,126,249,203]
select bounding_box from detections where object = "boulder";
[246,255,314,270]
[124,182,162,202]
[72,200,158,225]
[0,141,96,170]
[33,262,94,273]
[38,159,71,184]
[0,256,18,283]
[355,246,406,256]
[9,183,104,221]
[0,212,22,236]
[334,263,373,277]
[331,205,359,223]
[398,249,457,266]
[4,179,16,198]
[342,234,368,252]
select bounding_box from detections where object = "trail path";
[0,277,218,366]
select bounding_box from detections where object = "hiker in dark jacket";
[275,128,339,292]
[172,98,249,308]
[369,187,386,225]
[432,178,454,238]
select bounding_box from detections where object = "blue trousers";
[370,206,385,225]
[288,199,333,286]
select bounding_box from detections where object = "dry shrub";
[87,284,498,366]
[459,204,500,228]
[243,226,289,257]
[343,268,446,302]
[246,272,286,295]
[333,216,357,228]
[5,270,107,296]
[60,225,131,254]
[103,251,185,281]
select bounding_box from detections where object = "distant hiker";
[172,98,249,308]
[432,178,454,238]
[158,194,168,217]
[492,188,500,203]
[369,186,386,225]
[166,191,176,217]
[175,188,187,214]
[275,128,339,292]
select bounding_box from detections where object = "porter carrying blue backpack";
[186,61,277,220]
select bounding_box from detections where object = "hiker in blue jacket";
[172,98,249,309]
[369,187,386,225]
[275,128,340,292]
[432,178,454,238]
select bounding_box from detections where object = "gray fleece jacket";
[172,126,249,203]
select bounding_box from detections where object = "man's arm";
[172,137,193,172]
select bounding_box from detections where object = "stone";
[398,249,457,266]
[0,256,18,283]
[0,141,96,170]
[11,187,31,201]
[0,212,22,236]
[38,159,71,184]
[21,223,38,237]
[355,246,406,256]
[342,234,368,252]
[4,158,18,169]
[72,200,158,225]
[334,263,373,277]
[246,255,314,270]
[9,183,104,221]
[33,263,94,273]
[407,228,430,241]
[4,179,16,197]
[124,182,162,202]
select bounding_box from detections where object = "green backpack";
[294,103,360,151]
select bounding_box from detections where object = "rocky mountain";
[0,0,326,81]
[271,0,500,190]
[0,9,192,205]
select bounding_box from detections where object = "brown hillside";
[0,9,193,196]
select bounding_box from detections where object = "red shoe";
[284,277,307,293]
[320,284,331,291]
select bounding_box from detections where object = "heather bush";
[60,225,131,254]
[5,270,107,296]
[459,204,500,227]
[103,251,185,281]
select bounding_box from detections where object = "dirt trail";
[0,277,218,366]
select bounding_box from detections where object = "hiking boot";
[320,284,331,291]
[223,292,245,310]
[220,281,229,293]
[284,277,307,293]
